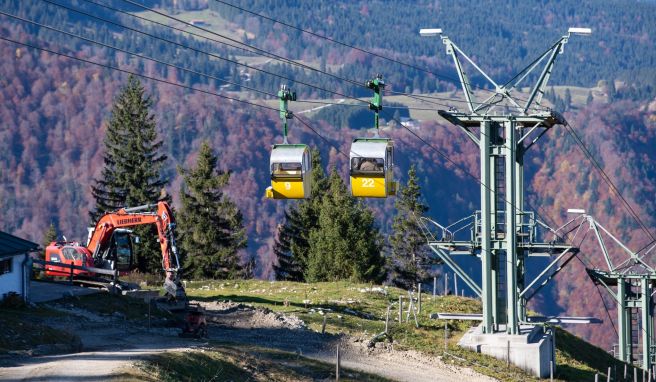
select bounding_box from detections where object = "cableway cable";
[563,120,656,243]
[34,0,533,114]
[0,35,280,113]
[0,10,279,99]
[210,0,543,106]
[85,0,523,112]
[36,0,372,106]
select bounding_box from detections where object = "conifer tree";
[177,141,246,280]
[388,165,431,290]
[305,169,385,283]
[42,222,58,251]
[273,148,327,281]
[90,75,168,273]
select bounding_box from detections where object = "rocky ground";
[0,296,496,382]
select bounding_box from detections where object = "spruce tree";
[177,141,246,280]
[305,169,385,283]
[273,148,327,281]
[90,75,168,273]
[42,222,58,249]
[388,165,431,290]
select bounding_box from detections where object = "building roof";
[0,231,39,259]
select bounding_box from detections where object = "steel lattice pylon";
[581,214,656,371]
[420,29,590,335]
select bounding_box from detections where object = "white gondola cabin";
[265,144,312,199]
[350,138,397,198]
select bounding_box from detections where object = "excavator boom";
[84,201,185,302]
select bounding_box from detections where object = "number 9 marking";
[362,178,375,188]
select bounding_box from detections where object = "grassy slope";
[183,279,632,382]
[1,281,633,381]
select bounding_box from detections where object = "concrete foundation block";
[458,324,554,378]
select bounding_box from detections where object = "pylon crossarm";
[448,47,475,113]
[519,246,578,298]
[523,36,569,113]
[442,36,501,114]
[503,38,562,92]
[523,256,577,302]
[457,125,481,146]
[517,122,544,144]
[447,39,501,91]
[428,245,482,297]
[585,269,621,303]
[638,240,656,262]
[589,218,616,271]
[593,219,650,271]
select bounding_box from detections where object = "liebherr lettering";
[118,217,143,225]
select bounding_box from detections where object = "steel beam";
[618,279,628,362]
[642,278,651,370]
[505,120,519,334]
[480,120,493,333]
[428,245,482,297]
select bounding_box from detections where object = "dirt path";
[201,300,495,382]
[0,300,496,382]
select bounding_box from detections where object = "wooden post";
[454,274,458,297]
[399,296,403,323]
[322,315,327,334]
[506,340,510,366]
[433,276,437,297]
[385,305,390,334]
[444,322,448,351]
[444,273,448,296]
[335,345,340,381]
[418,283,422,314]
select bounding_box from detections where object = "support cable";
[35,0,372,106]
[563,121,656,244]
[102,0,365,89]
[0,35,279,113]
[79,0,520,112]
[576,256,619,337]
[32,0,531,113]
[7,10,454,115]
[210,0,543,106]
[0,10,278,99]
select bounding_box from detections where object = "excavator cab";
[92,228,135,272]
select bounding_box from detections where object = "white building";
[0,231,39,302]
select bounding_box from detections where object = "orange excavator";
[44,201,186,302]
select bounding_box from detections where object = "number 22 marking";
[361,178,375,188]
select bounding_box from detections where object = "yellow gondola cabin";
[350,138,397,198]
[265,144,312,199]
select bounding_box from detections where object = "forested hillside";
[1,0,655,351]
